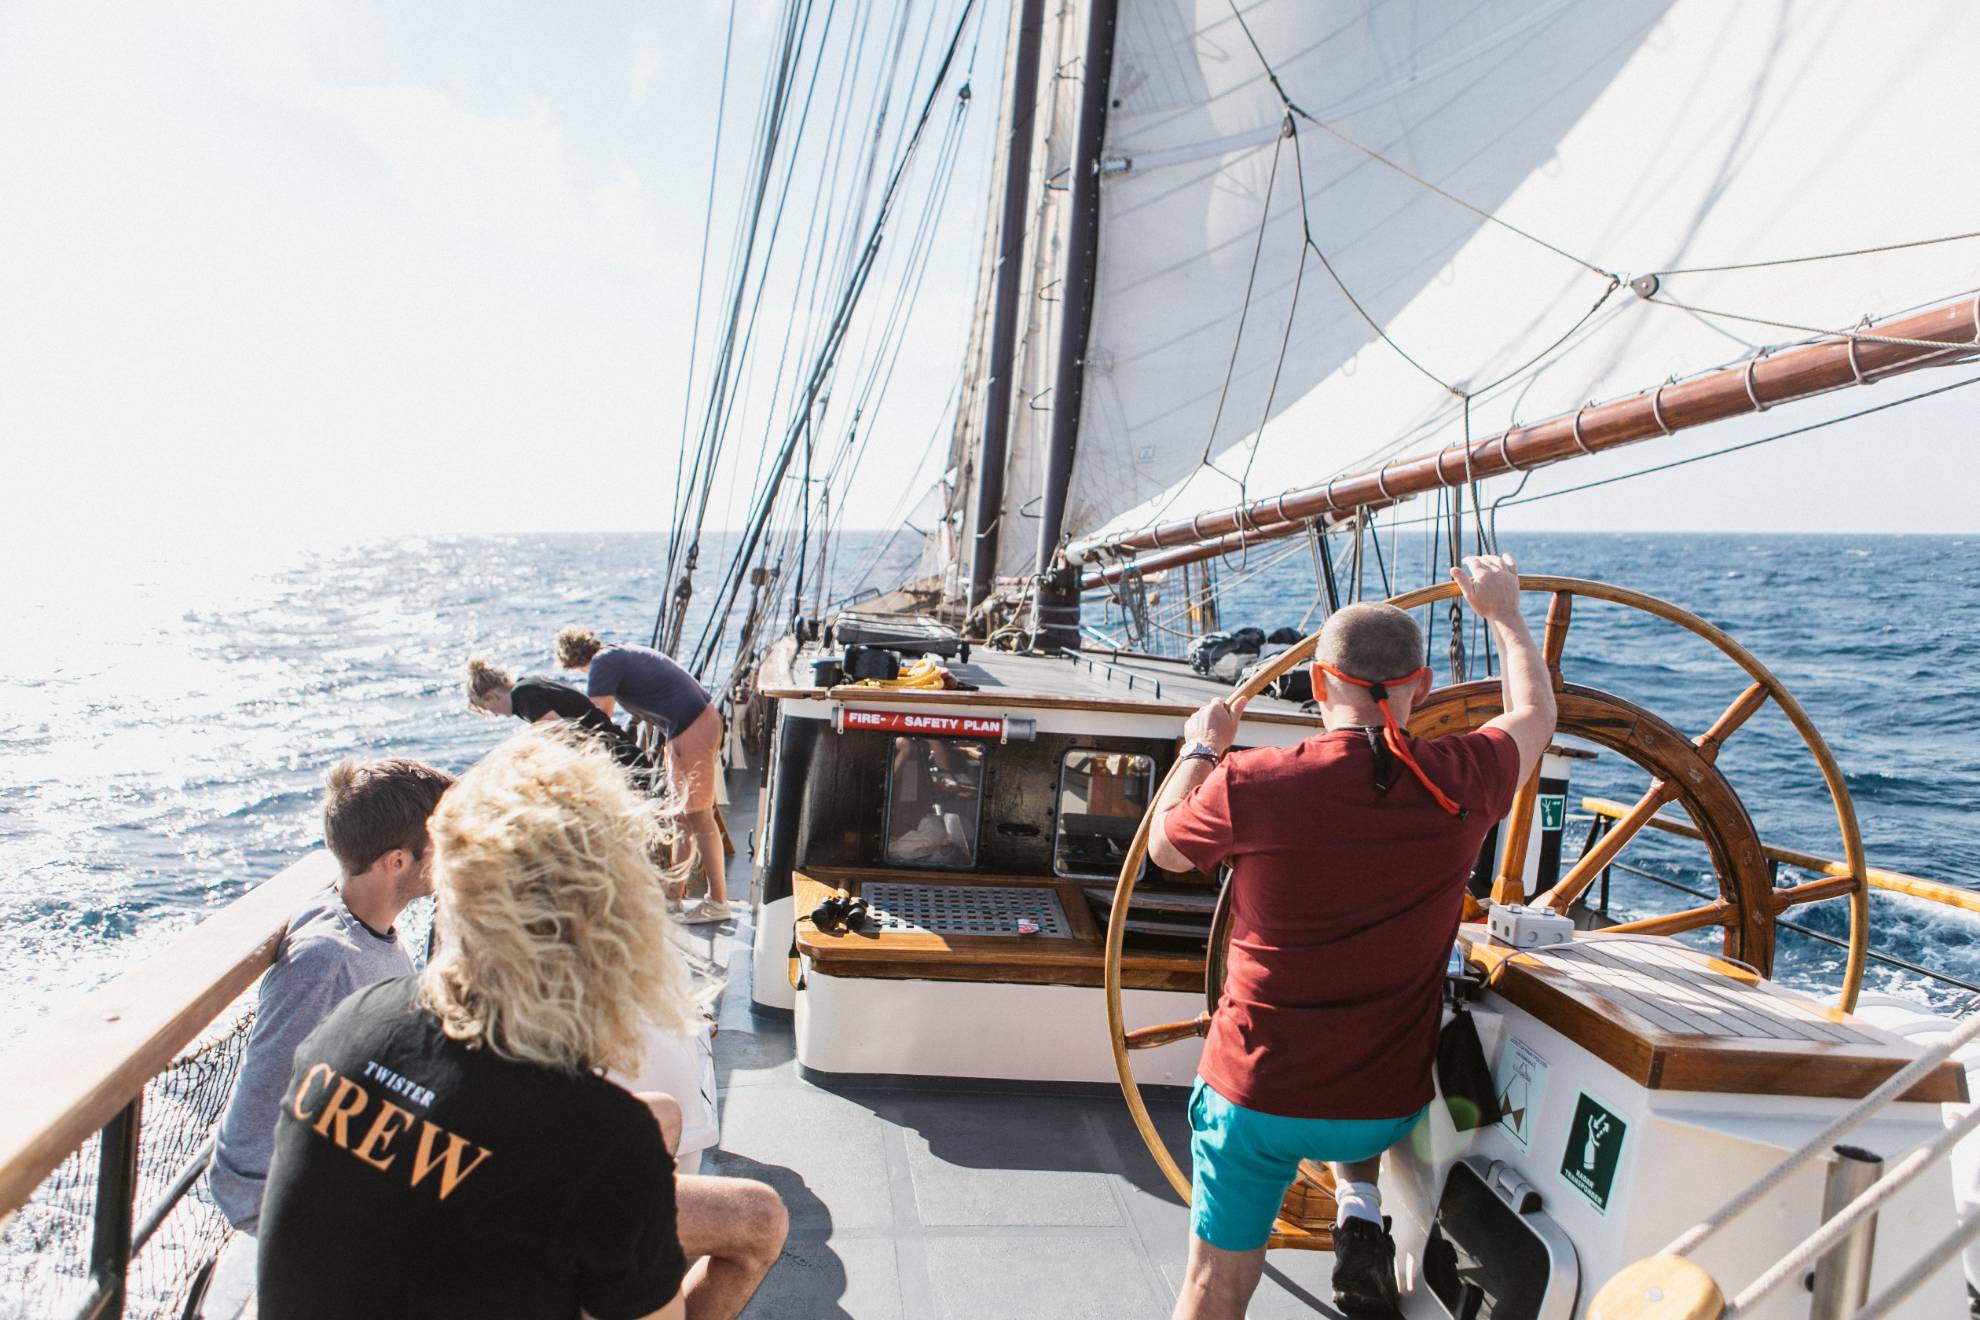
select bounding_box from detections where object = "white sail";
[974,0,1091,582]
[1021,0,1980,553]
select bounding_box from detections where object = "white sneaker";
[681,899,733,925]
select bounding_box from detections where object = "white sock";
[1335,1181,1382,1228]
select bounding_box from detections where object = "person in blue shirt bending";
[556,627,730,926]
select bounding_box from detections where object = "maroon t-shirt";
[1165,726,1521,1120]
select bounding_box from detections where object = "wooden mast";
[1076,293,1979,589]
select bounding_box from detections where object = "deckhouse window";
[1055,750,1156,879]
[884,737,984,868]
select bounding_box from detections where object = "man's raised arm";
[1147,696,1245,874]
[1451,554,1557,786]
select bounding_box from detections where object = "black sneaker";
[1331,1216,1401,1317]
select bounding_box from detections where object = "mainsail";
[964,0,1980,598]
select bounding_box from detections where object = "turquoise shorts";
[1187,1077,1425,1252]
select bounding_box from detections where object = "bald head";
[1316,604,1425,683]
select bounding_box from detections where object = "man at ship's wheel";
[1147,555,1556,1318]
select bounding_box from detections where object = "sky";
[0,0,1973,585]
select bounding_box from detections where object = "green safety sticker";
[1539,794,1566,831]
[1558,1091,1627,1215]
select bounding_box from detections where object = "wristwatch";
[1180,741,1222,766]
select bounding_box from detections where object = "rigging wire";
[1125,2,1633,557]
[1485,371,1980,512]
[729,0,977,636]
[680,0,846,552]
[1653,230,1980,278]
[1229,369,1980,547]
[1200,119,1287,467]
[659,0,819,650]
[1222,0,1616,283]
[664,0,741,642]
[686,0,985,677]
[1635,290,1980,354]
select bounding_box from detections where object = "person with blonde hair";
[255,729,786,1320]
[554,626,731,925]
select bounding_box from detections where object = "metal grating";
[861,882,1071,939]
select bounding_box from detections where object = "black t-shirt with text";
[257,976,687,1320]
[510,676,645,766]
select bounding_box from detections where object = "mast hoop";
[1375,464,1395,500]
[1272,494,1292,526]
[1744,354,1771,413]
[1324,475,1342,513]
[1570,404,1595,456]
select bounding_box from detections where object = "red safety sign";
[838,708,1005,739]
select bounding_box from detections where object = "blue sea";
[0,531,1975,1043]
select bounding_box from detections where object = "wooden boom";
[1076,292,1979,588]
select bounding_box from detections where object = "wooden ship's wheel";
[1101,575,1870,1251]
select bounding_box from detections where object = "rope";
[1654,229,1980,277]
[685,0,983,677]
[850,657,950,689]
[1663,1008,1980,1262]
[1240,131,1311,496]
[1725,1100,1980,1315]
[1492,372,1980,511]
[1222,0,1615,281]
[1640,289,1980,353]
[1201,119,1286,466]
[661,0,740,647]
[1287,116,1457,395]
[1856,1206,1980,1320]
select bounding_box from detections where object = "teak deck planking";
[1469,933,1967,1104]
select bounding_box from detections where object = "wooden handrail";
[0,851,337,1216]
[1579,796,1980,916]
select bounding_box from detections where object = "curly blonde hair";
[554,626,603,670]
[420,727,690,1073]
[463,656,513,709]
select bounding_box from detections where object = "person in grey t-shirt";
[208,757,454,1233]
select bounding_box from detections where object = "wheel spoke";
[1535,779,1682,914]
[1490,767,1546,905]
[1487,592,1574,905]
[1772,874,1861,910]
[1123,1013,1211,1050]
[1694,681,1769,763]
[1603,900,1736,937]
[1541,590,1573,689]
